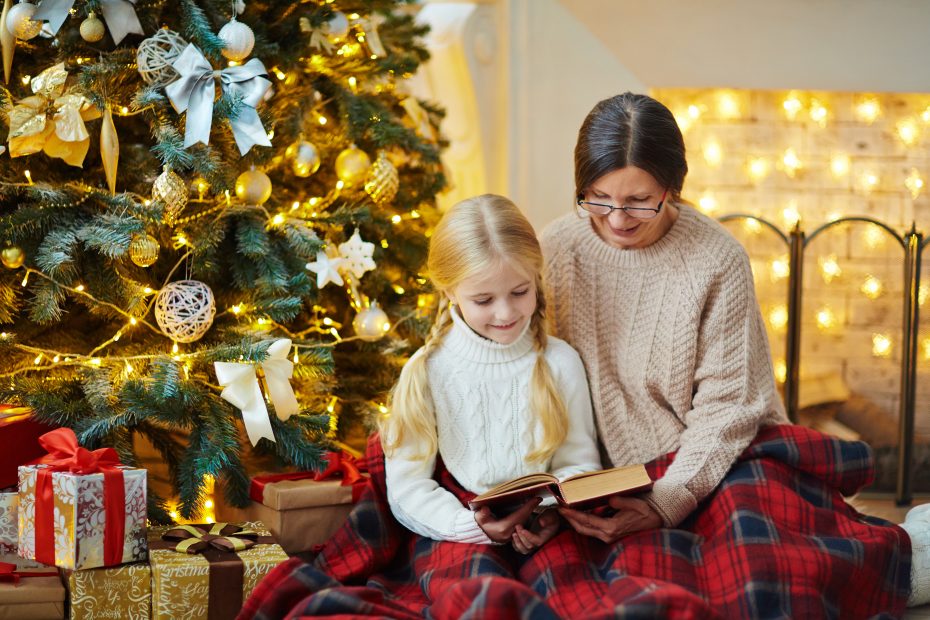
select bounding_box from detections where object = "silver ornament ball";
[353,302,391,342]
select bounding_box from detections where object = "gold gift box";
[17,465,148,570]
[64,562,151,620]
[0,491,17,553]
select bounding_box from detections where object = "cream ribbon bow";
[33,0,143,44]
[214,339,299,446]
[165,43,272,156]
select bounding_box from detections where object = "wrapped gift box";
[0,554,65,620]
[18,463,148,570]
[0,406,56,489]
[148,521,288,620]
[64,561,151,620]
[0,491,17,553]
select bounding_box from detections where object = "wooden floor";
[852,496,930,619]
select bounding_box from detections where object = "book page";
[474,472,558,498]
[559,464,652,506]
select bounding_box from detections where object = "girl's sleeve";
[384,445,492,543]
[546,343,603,480]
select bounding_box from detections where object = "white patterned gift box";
[17,464,148,570]
[0,490,17,554]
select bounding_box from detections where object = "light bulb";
[872,333,892,358]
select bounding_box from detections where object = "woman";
[540,92,929,611]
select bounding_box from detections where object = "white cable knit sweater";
[541,204,787,527]
[384,308,602,543]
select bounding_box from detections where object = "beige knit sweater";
[541,204,787,527]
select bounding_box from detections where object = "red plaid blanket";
[239,424,910,619]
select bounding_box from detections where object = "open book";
[468,464,652,511]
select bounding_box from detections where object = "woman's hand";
[558,495,662,543]
[511,508,561,554]
[474,497,542,543]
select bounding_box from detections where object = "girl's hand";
[474,498,542,543]
[512,508,561,554]
[558,495,662,543]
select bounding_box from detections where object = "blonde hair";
[380,194,568,465]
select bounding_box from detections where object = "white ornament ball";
[154,280,216,343]
[218,18,255,62]
[286,140,320,178]
[80,13,105,43]
[6,2,42,40]
[235,168,273,205]
[325,11,349,42]
[353,302,391,342]
[137,29,188,87]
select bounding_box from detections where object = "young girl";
[380,194,602,553]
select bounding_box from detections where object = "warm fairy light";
[291,201,300,211]
[857,170,880,193]
[687,104,702,120]
[330,327,340,340]
[815,306,837,331]
[171,343,179,354]
[348,76,357,92]
[716,91,741,119]
[335,180,345,190]
[380,239,389,249]
[768,305,788,331]
[113,331,122,342]
[75,284,85,292]
[21,75,30,85]
[782,201,800,228]
[905,169,925,199]
[378,404,389,414]
[318,115,327,125]
[120,106,129,115]
[411,210,421,219]
[391,215,402,224]
[0,332,7,339]
[675,112,693,133]
[855,97,881,124]
[52,355,60,362]
[274,68,286,80]
[782,93,803,120]
[781,148,803,177]
[231,304,242,315]
[34,354,42,365]
[393,285,405,294]
[326,396,338,413]
[169,510,179,520]
[896,118,920,146]
[271,213,285,226]
[174,234,188,247]
[124,362,133,375]
[747,157,770,183]
[809,99,828,127]
[322,317,333,326]
[872,333,892,358]
[143,287,154,295]
[923,107,930,124]
[818,254,842,283]
[256,317,268,325]
[863,225,886,249]
[348,12,360,19]
[129,317,137,326]
[861,275,883,299]
[21,273,29,287]
[702,139,723,167]
[770,256,790,281]
[24,170,33,184]
[205,516,215,524]
[826,211,843,223]
[743,218,762,234]
[204,499,214,509]
[920,283,928,306]
[830,153,850,178]
[698,193,718,214]
[922,337,930,361]
[774,359,787,384]
[89,358,102,366]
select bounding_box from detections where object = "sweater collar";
[569,203,697,267]
[444,305,536,364]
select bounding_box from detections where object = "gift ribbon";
[33,428,126,567]
[32,0,143,44]
[249,450,368,503]
[0,561,58,585]
[165,43,272,156]
[214,339,299,446]
[161,523,259,555]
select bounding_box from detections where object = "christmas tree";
[0,0,445,521]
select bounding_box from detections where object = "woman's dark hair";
[574,93,688,202]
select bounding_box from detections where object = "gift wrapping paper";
[0,553,65,620]
[0,491,17,553]
[0,406,56,489]
[149,522,288,620]
[17,465,147,570]
[65,562,151,620]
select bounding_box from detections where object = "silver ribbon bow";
[214,339,300,446]
[165,43,272,156]
[33,0,143,44]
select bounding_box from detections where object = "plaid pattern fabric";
[239,424,910,619]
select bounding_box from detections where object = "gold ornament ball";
[364,151,400,205]
[235,168,273,205]
[335,146,372,186]
[353,302,391,342]
[129,233,160,268]
[6,2,42,40]
[152,168,189,226]
[286,140,321,178]
[1,246,25,269]
[80,13,106,42]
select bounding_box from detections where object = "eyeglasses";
[576,189,668,220]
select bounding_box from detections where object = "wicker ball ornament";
[235,168,272,204]
[353,302,391,342]
[218,18,255,61]
[80,13,105,42]
[152,167,189,226]
[129,233,160,268]
[154,280,216,343]
[335,145,371,186]
[137,29,188,87]
[364,151,399,205]
[6,2,41,40]
[285,140,320,178]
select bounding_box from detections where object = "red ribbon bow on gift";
[0,560,58,585]
[249,450,368,503]
[33,428,126,567]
